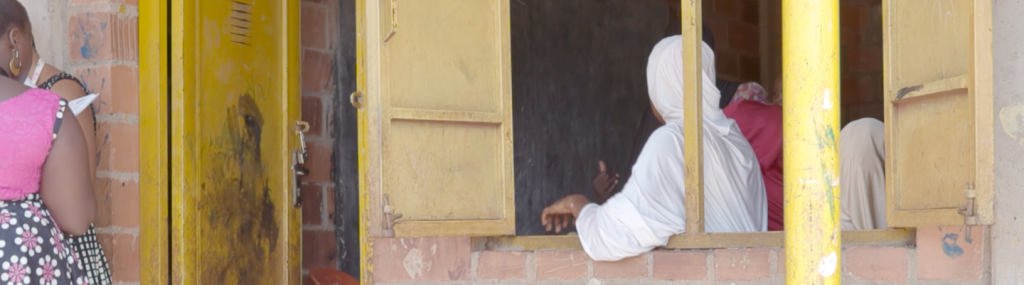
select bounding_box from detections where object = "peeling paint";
[943,233,965,258]
[998,104,1024,146]
[895,85,923,100]
[402,248,430,279]
[817,251,837,277]
[822,90,833,110]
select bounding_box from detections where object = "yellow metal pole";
[783,0,841,284]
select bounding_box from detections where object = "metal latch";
[957,182,977,240]
[350,91,363,109]
[957,182,977,224]
[382,194,403,238]
[292,121,310,208]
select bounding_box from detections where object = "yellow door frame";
[139,0,169,284]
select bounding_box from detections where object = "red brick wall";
[67,1,141,283]
[300,0,342,283]
[838,0,884,125]
[704,0,763,83]
[367,226,988,284]
[766,0,885,126]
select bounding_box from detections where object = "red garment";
[723,99,784,231]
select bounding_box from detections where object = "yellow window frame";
[351,0,1000,282]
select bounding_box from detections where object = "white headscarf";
[840,118,887,230]
[646,35,732,134]
[642,35,767,234]
[574,36,767,262]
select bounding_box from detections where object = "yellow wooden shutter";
[882,0,993,227]
[360,0,514,237]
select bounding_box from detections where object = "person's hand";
[592,161,619,203]
[541,194,589,233]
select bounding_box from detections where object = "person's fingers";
[599,160,607,173]
[554,215,563,233]
[545,215,553,232]
[561,214,570,230]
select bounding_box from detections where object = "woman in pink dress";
[0,2,111,283]
[0,61,94,283]
[722,85,784,231]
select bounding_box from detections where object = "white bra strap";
[28,57,45,84]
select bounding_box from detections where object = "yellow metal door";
[169,0,302,284]
[882,0,993,227]
[358,0,514,240]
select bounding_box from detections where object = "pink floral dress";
[0,89,86,285]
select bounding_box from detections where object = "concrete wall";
[24,0,69,71]
[991,0,1024,283]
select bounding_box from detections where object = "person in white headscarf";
[839,118,887,230]
[539,35,767,262]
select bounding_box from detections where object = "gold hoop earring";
[9,49,20,77]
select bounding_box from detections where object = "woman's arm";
[40,107,96,235]
[540,194,590,233]
[50,79,95,179]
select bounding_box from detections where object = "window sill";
[476,229,915,251]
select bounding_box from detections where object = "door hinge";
[957,182,977,224]
[382,194,403,238]
[957,182,977,240]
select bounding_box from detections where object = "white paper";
[68,94,99,116]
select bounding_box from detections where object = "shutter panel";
[883,0,993,227]
[361,0,514,237]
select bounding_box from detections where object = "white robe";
[575,36,766,261]
[840,118,887,230]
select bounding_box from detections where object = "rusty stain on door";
[200,94,281,284]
